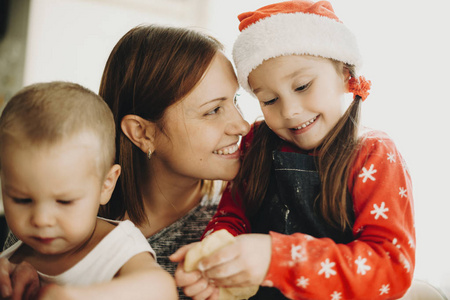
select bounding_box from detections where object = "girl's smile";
[290,115,319,134]
[213,142,240,156]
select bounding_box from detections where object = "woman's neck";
[136,170,203,238]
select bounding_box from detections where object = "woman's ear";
[120,114,156,154]
[99,164,121,205]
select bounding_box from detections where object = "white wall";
[20,0,450,294]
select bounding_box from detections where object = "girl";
[173,1,415,299]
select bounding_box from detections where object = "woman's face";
[151,53,250,182]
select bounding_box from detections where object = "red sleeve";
[201,123,259,239]
[263,131,415,300]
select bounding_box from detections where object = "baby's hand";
[170,243,219,300]
[0,258,40,300]
[199,234,272,288]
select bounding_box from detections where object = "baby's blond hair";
[0,81,116,177]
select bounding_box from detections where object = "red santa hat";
[232,0,363,94]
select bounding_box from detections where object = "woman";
[98,24,249,275]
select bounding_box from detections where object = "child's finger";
[11,262,40,300]
[0,258,13,298]
[182,277,212,299]
[169,242,198,262]
[174,264,202,287]
[198,243,239,272]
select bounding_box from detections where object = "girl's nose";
[280,97,303,120]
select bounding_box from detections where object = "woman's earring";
[147,149,153,160]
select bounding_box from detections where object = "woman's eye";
[205,107,221,116]
[262,97,278,106]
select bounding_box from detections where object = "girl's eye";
[262,97,278,106]
[13,198,31,204]
[295,83,310,92]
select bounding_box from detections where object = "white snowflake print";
[408,238,415,248]
[359,164,377,183]
[387,152,396,163]
[392,238,401,249]
[355,256,371,275]
[370,202,389,220]
[400,254,411,273]
[330,291,342,300]
[318,258,337,278]
[379,284,390,295]
[296,276,309,289]
[399,187,407,198]
[291,244,306,262]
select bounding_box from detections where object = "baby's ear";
[120,114,156,156]
[99,164,121,205]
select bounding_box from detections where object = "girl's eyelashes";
[295,82,311,92]
[262,97,278,106]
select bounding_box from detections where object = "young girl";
[173,1,415,299]
[0,82,177,299]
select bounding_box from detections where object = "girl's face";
[151,53,250,181]
[248,55,347,151]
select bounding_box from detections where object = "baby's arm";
[39,253,177,300]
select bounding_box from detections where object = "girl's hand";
[0,258,40,300]
[170,243,220,300]
[199,234,271,287]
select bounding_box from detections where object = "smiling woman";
[98,25,250,299]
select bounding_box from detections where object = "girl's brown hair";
[233,62,361,231]
[98,25,223,225]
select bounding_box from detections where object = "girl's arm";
[38,253,178,300]
[201,132,415,300]
[202,182,251,239]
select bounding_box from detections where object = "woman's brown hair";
[98,25,223,225]
[233,62,361,231]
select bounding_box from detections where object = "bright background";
[1,0,449,295]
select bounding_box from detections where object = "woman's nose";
[226,105,251,136]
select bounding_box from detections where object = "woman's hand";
[198,234,272,287]
[170,243,220,300]
[0,258,40,300]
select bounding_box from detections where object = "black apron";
[249,150,354,299]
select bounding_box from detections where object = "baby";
[0,81,177,299]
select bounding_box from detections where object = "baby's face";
[0,133,105,257]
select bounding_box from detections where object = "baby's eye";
[13,198,32,204]
[262,97,278,106]
[57,200,73,205]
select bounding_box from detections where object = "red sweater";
[203,126,415,300]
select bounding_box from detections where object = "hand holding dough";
[184,230,259,300]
